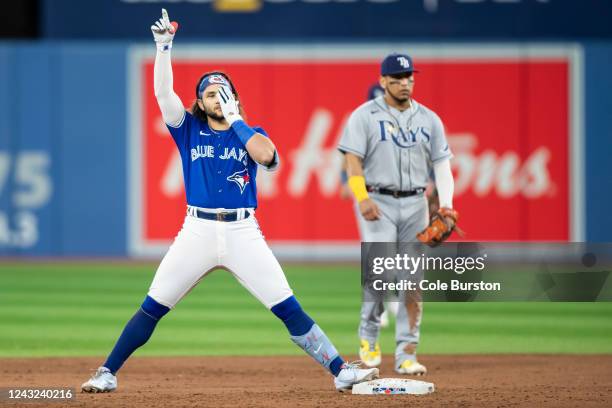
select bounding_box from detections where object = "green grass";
[0,262,611,357]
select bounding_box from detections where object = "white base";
[352,378,435,395]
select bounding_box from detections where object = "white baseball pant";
[148,210,293,309]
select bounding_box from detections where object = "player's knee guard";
[271,295,314,336]
[141,295,170,321]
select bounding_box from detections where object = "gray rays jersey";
[339,96,452,191]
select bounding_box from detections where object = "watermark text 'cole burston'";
[372,279,501,292]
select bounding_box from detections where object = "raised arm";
[244,134,277,167]
[151,9,184,127]
[216,86,278,168]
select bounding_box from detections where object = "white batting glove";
[217,85,244,125]
[151,8,178,52]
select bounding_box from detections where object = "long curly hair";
[190,71,246,122]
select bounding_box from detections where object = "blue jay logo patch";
[227,169,250,194]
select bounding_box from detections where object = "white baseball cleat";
[334,361,380,392]
[81,367,117,393]
[395,360,427,376]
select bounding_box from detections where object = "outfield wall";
[0,42,610,257]
[0,44,128,256]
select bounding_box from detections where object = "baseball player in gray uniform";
[338,53,456,375]
[340,82,400,330]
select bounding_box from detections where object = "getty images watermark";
[361,243,612,302]
[369,252,500,292]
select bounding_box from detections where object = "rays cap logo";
[227,169,251,194]
[381,53,419,76]
[397,56,410,68]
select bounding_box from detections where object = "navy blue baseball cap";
[381,53,419,76]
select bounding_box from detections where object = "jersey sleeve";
[166,110,192,151]
[253,126,280,171]
[429,111,453,163]
[338,110,367,158]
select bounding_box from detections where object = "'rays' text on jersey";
[191,145,248,165]
[378,120,431,148]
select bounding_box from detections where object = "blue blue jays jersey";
[167,111,266,209]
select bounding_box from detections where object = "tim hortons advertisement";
[128,45,582,258]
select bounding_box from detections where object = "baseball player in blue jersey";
[81,9,378,393]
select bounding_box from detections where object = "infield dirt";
[1,355,611,407]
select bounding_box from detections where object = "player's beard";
[204,105,225,122]
[388,89,411,105]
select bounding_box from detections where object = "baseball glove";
[416,207,460,247]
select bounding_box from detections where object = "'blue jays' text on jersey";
[166,111,269,209]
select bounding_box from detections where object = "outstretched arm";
[151,9,184,127]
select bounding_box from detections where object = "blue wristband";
[231,120,257,146]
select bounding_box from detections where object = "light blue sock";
[271,296,345,376]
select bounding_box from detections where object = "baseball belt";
[366,185,425,198]
[189,208,251,222]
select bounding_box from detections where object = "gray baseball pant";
[355,192,428,367]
